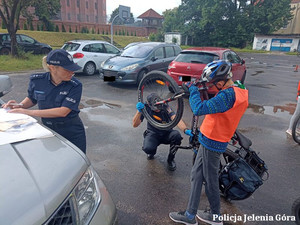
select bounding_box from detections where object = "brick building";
[58,0,106,25]
[0,1,163,37]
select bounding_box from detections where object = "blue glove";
[136,102,144,112]
[184,129,194,137]
[185,81,195,89]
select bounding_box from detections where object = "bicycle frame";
[172,82,209,156]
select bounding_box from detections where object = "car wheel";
[241,71,246,84]
[0,48,10,55]
[41,48,50,55]
[83,62,96,75]
[137,70,146,85]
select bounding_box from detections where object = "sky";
[106,0,182,18]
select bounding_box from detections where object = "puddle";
[248,103,296,119]
[251,71,264,76]
[79,98,121,110]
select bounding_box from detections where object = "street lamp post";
[111,15,119,44]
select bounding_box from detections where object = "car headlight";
[121,63,139,71]
[74,167,101,225]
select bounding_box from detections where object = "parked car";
[123,41,146,50]
[167,47,247,89]
[100,42,182,85]
[0,75,117,225]
[0,33,52,55]
[62,40,121,75]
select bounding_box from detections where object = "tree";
[162,8,184,33]
[0,0,60,56]
[177,0,293,47]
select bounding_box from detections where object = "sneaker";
[169,211,198,225]
[196,210,223,225]
[286,129,292,136]
[147,154,154,160]
[167,159,176,171]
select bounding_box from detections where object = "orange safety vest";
[200,87,249,143]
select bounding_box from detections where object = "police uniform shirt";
[27,72,82,119]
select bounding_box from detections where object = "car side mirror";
[0,75,12,97]
[151,57,158,62]
[241,59,245,65]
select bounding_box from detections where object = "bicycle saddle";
[235,130,252,149]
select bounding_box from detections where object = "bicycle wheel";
[292,197,300,225]
[137,70,184,130]
[292,114,300,144]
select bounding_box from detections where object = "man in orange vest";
[169,60,249,225]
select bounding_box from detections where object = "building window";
[95,16,98,23]
[95,2,98,9]
[77,0,80,8]
[86,1,88,9]
[67,0,70,7]
[77,14,80,22]
[68,13,71,20]
[86,15,89,22]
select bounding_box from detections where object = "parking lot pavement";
[1,52,300,224]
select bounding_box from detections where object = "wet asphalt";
[1,52,300,225]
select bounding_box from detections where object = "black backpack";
[219,157,263,201]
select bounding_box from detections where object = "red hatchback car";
[167,47,246,87]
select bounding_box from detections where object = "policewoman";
[3,49,87,153]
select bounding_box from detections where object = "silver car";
[0,75,117,225]
[100,42,182,85]
[62,40,121,76]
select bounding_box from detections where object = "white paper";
[0,109,54,145]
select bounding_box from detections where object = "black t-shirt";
[141,104,175,135]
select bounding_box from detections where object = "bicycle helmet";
[201,60,232,83]
[147,93,163,111]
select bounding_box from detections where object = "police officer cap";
[47,49,81,72]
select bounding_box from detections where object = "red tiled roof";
[138,9,164,19]
[291,0,300,3]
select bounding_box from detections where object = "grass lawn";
[0,29,149,72]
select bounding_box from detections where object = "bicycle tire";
[292,197,300,225]
[137,70,184,130]
[292,114,300,144]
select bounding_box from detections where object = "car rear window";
[175,52,219,64]
[121,45,153,58]
[62,43,80,51]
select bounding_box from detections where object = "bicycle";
[138,70,268,200]
[292,197,300,225]
[292,108,300,144]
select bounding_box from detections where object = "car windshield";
[62,43,80,51]
[121,45,153,58]
[175,52,220,64]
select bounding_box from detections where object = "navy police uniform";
[28,72,86,153]
[141,105,182,159]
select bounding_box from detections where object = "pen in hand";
[9,103,24,106]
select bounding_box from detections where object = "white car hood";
[0,136,89,225]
